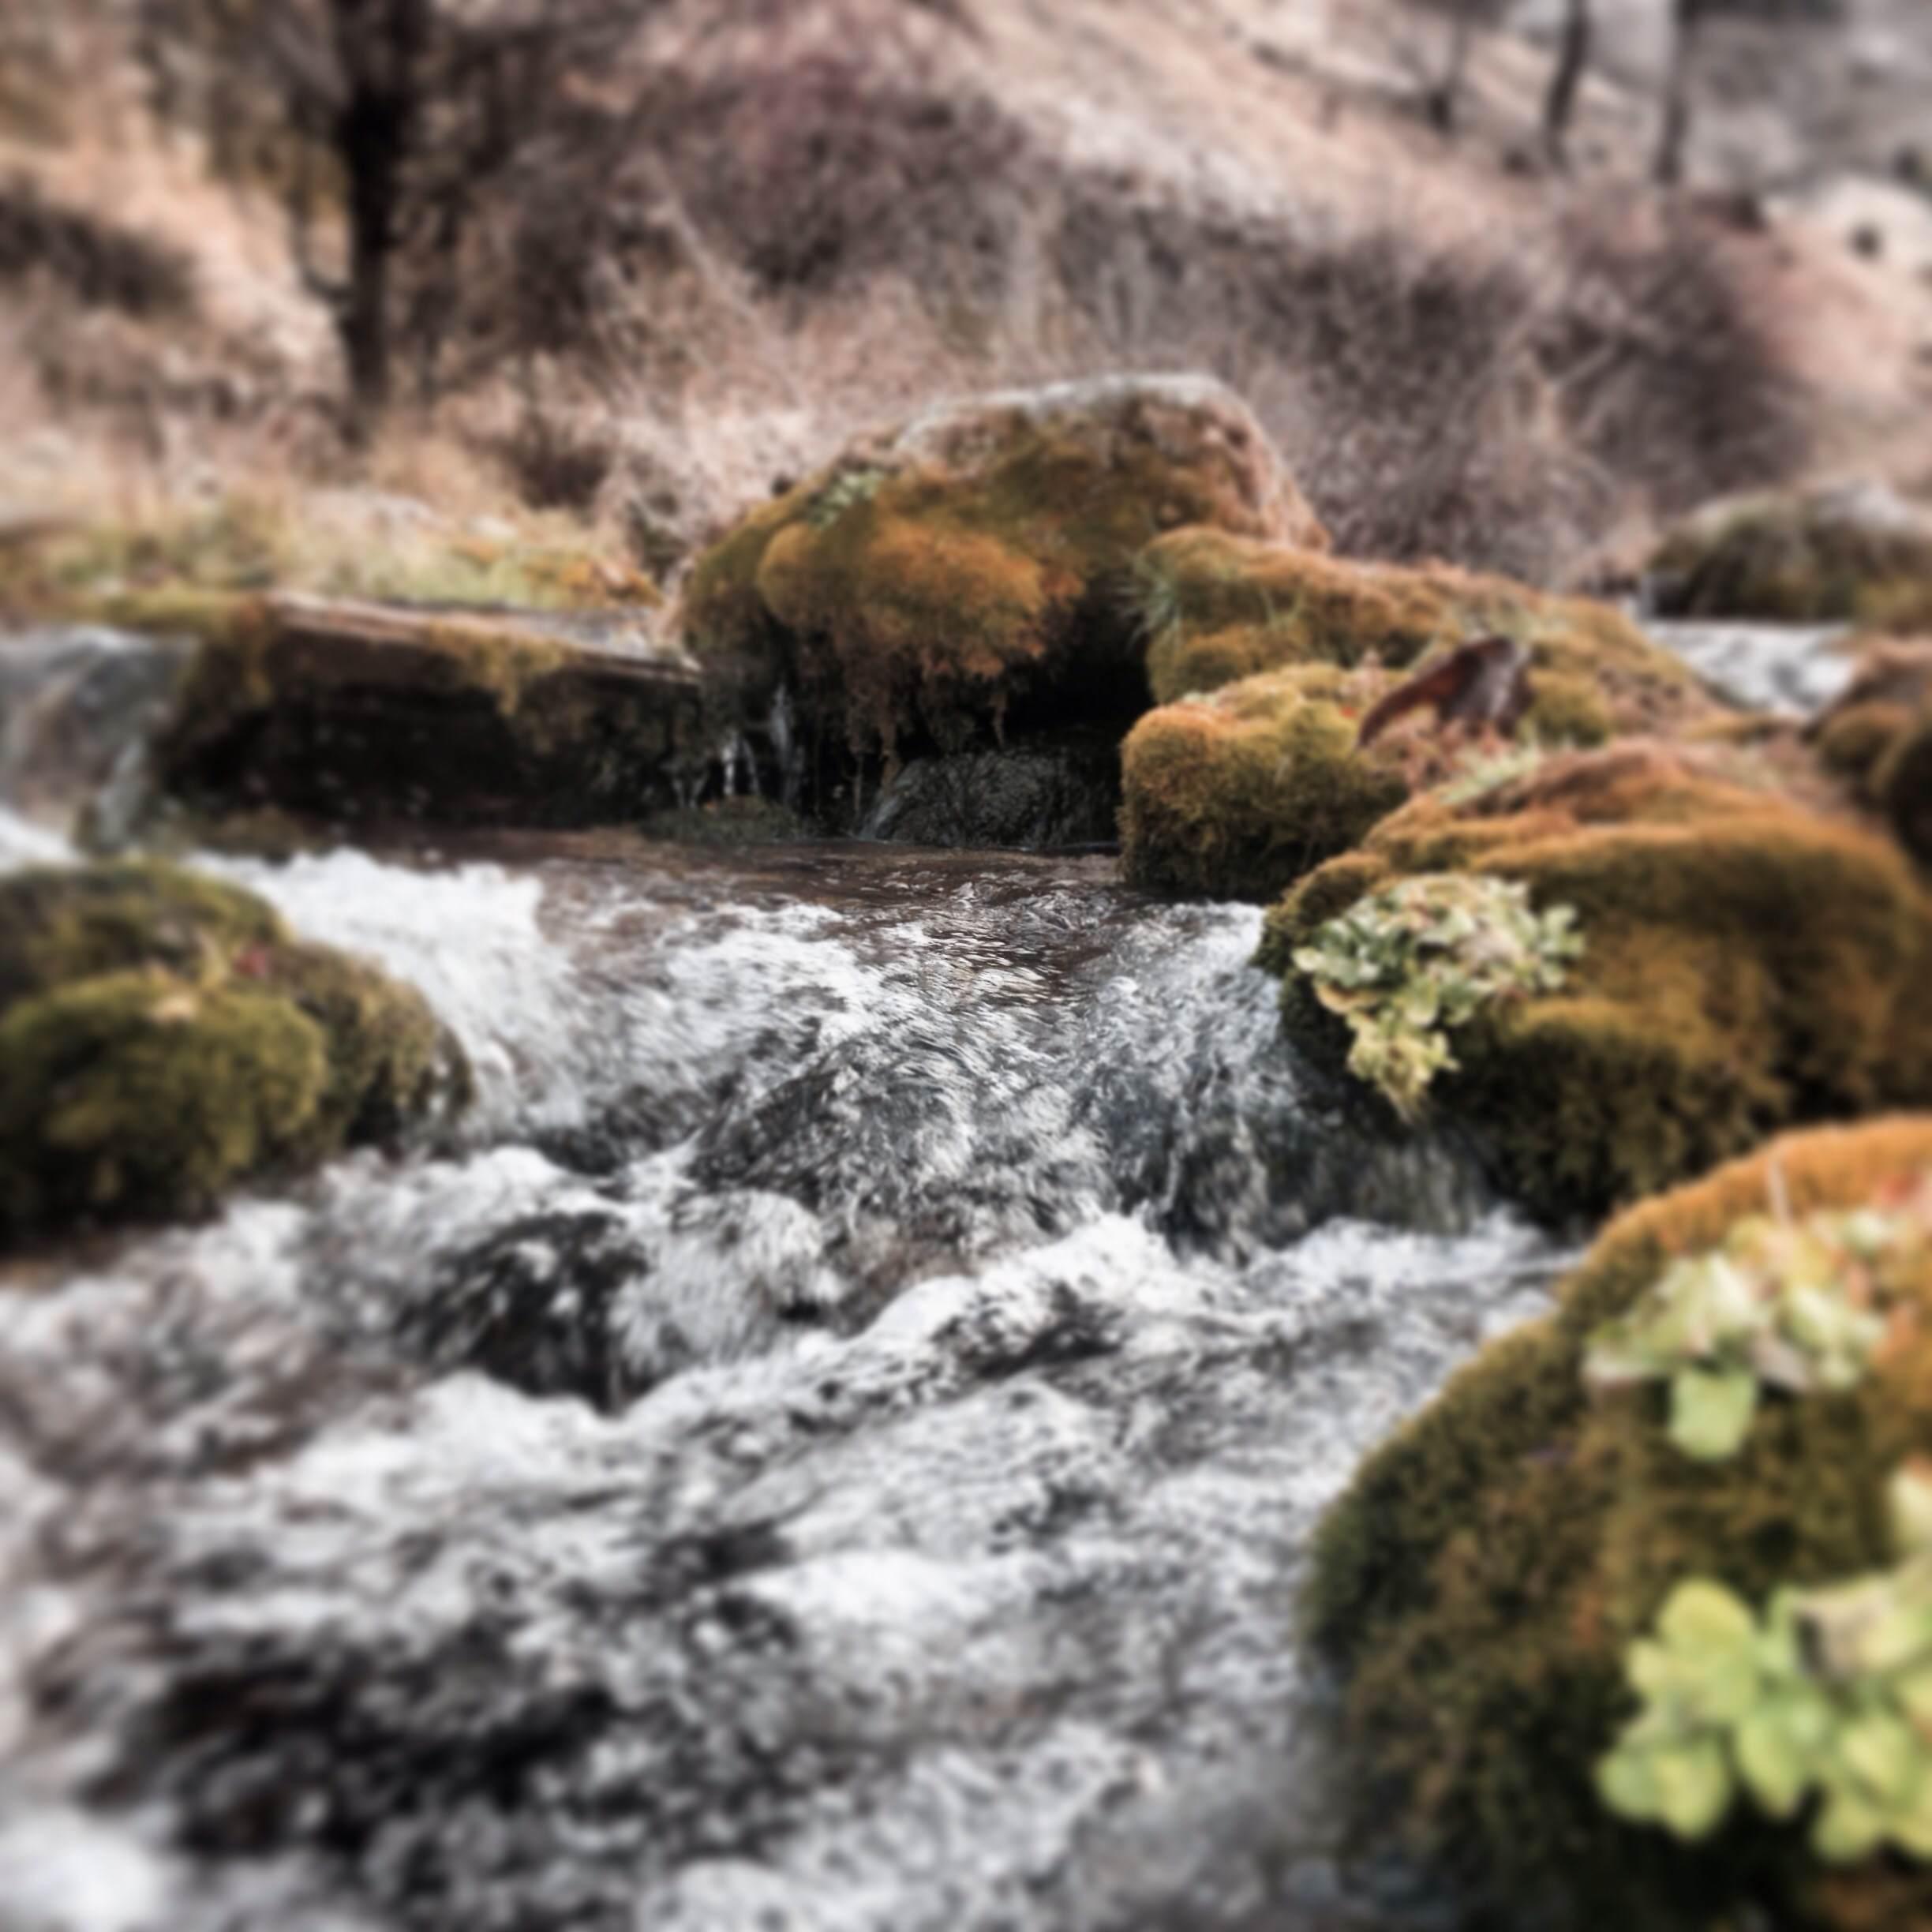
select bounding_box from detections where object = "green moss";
[1135,528,1705,736]
[1650,491,1932,628]
[0,863,467,1243]
[1118,665,1411,900]
[0,861,283,1011]
[1265,747,1932,1219]
[256,942,468,1154]
[0,970,330,1231]
[1305,1120,1932,1931]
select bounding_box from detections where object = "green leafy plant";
[806,466,889,530]
[1290,872,1583,1119]
[1600,1464,1932,1861]
[1583,1176,1932,1460]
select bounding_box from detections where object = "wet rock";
[0,624,189,837]
[145,593,710,829]
[860,732,1121,848]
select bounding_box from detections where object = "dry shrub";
[0,175,194,320]
[490,405,616,514]
[1048,182,1810,579]
[1048,189,1600,577]
[638,56,1035,308]
[1547,204,1811,517]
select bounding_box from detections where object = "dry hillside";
[1,0,1929,595]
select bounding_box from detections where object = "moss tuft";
[1118,665,1411,900]
[0,971,330,1231]
[1305,1119,1932,1931]
[1265,746,1932,1219]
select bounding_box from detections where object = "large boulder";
[0,861,468,1242]
[1305,1119,1932,1932]
[1260,743,1932,1221]
[680,376,1326,822]
[1647,481,1932,628]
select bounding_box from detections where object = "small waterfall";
[768,682,801,808]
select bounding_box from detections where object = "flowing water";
[0,616,1852,1932]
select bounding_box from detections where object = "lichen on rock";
[1303,1121,1932,1932]
[0,861,467,1242]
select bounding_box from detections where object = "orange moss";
[1118,665,1413,900]
[1135,527,1706,739]
[680,384,1324,760]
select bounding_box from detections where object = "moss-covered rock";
[0,862,466,1241]
[1118,665,1412,899]
[139,592,708,830]
[1120,612,1709,906]
[1649,483,1932,629]
[1304,1118,1932,1932]
[1134,526,1702,734]
[680,376,1325,797]
[1261,745,1932,1220]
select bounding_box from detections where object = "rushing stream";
[0,614,1853,1931]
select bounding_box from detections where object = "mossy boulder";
[141,593,708,830]
[1649,483,1932,629]
[1260,744,1932,1220]
[1134,526,1703,734]
[0,861,467,1241]
[680,376,1325,805]
[1120,611,1711,906]
[1304,1118,1932,1932]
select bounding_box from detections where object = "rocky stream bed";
[0,608,1863,1931]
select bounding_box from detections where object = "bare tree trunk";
[331,0,430,442]
[1426,13,1474,136]
[1655,0,1700,185]
[1542,0,1591,168]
